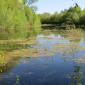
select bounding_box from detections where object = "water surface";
[0,32,85,85]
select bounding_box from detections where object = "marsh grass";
[0,38,36,66]
[65,29,85,40]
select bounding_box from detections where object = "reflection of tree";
[0,58,19,73]
[60,44,79,61]
[58,43,83,85]
[70,39,81,43]
[70,65,83,85]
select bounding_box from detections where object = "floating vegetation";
[0,31,85,85]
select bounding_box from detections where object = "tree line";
[39,5,85,29]
[0,0,41,40]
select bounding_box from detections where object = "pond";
[0,30,85,85]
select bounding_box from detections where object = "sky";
[34,0,85,14]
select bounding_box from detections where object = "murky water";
[0,32,85,85]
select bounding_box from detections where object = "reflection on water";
[0,32,85,85]
[70,65,83,85]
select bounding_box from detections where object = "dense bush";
[40,5,85,28]
[0,0,41,40]
[24,6,41,36]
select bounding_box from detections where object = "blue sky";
[34,0,85,14]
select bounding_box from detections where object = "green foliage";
[24,6,41,36]
[40,13,51,24]
[0,0,41,40]
[33,13,41,34]
[63,6,81,24]
[0,0,28,39]
[50,12,63,24]
[80,10,85,25]
[40,5,85,28]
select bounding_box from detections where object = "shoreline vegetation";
[40,5,85,30]
[0,0,41,68]
[0,0,41,40]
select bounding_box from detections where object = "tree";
[24,5,41,36]
[79,10,85,26]
[62,6,80,25]
[40,13,51,24]
[0,0,41,39]
[50,12,64,24]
